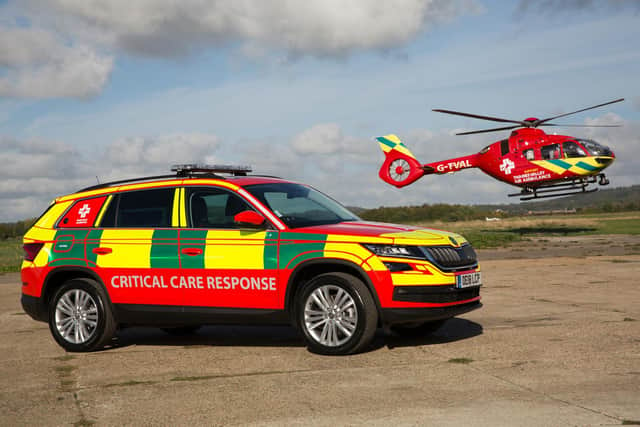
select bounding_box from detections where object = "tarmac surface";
[1,235,639,426]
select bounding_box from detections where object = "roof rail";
[171,164,252,177]
[76,164,255,193]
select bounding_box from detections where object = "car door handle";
[92,247,112,255]
[181,247,203,256]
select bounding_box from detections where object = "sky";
[0,0,639,221]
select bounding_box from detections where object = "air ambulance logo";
[77,204,91,225]
[500,158,515,175]
[58,196,107,228]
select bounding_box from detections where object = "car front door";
[178,186,279,309]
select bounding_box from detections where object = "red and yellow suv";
[21,165,481,355]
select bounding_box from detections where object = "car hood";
[288,221,467,246]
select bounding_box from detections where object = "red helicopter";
[377,98,623,200]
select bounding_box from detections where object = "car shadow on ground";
[382,318,483,351]
[107,318,483,353]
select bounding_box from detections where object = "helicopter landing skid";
[509,174,609,201]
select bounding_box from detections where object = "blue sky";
[1,0,639,221]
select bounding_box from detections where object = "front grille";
[393,285,480,303]
[422,244,477,271]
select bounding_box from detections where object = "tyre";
[297,272,378,355]
[161,326,201,335]
[48,278,116,352]
[391,319,447,338]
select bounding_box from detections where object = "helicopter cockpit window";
[577,139,612,156]
[562,141,586,158]
[541,144,560,160]
[523,149,535,161]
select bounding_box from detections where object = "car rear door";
[95,186,182,306]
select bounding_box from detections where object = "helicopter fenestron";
[376,98,623,200]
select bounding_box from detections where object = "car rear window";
[100,188,174,228]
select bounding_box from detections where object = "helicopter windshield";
[576,139,612,156]
[562,141,586,158]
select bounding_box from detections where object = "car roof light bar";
[171,164,253,177]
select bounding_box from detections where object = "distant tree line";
[1,185,638,238]
[359,204,496,223]
[585,200,640,213]
[359,197,640,224]
[0,219,36,239]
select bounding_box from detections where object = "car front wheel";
[297,272,378,355]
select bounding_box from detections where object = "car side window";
[187,188,253,228]
[100,188,174,228]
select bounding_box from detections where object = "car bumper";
[21,294,47,322]
[381,300,482,326]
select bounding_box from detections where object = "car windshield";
[576,138,612,156]
[244,183,359,228]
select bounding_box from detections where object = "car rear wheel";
[49,278,116,352]
[297,272,378,355]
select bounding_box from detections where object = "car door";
[95,186,182,306]
[178,186,279,309]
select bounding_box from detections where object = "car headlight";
[361,244,424,259]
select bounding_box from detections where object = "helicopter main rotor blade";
[536,98,624,126]
[540,123,622,128]
[456,125,521,135]
[433,109,525,125]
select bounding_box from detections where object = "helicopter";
[376,98,623,200]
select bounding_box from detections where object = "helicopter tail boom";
[376,135,428,188]
[425,154,480,174]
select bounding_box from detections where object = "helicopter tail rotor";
[376,135,427,188]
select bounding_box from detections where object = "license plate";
[456,272,481,288]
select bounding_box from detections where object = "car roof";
[57,175,299,203]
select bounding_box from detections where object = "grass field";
[414,211,640,248]
[0,238,23,273]
[1,212,639,273]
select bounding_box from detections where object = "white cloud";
[105,133,219,170]
[0,26,113,99]
[0,0,477,99]
[0,133,220,221]
[0,136,91,219]
[290,123,369,155]
[46,0,479,58]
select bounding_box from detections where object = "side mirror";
[234,210,266,228]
